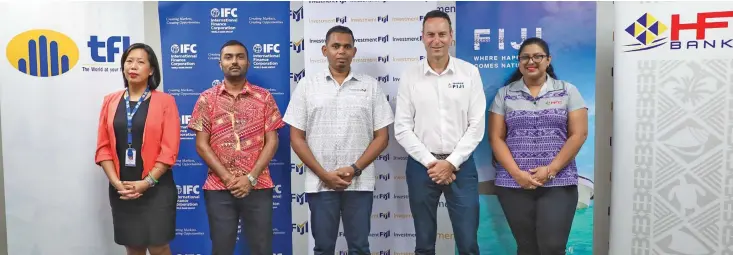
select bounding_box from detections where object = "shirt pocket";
[342,91,371,121]
[443,79,470,107]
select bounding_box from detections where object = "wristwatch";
[247,174,258,186]
[350,163,362,177]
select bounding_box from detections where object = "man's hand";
[320,171,351,190]
[427,160,456,185]
[119,180,148,200]
[334,166,355,183]
[227,175,252,198]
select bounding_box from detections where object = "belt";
[432,153,450,160]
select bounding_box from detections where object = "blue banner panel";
[456,2,597,254]
[158,2,291,254]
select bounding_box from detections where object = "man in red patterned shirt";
[188,40,285,255]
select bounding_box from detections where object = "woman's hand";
[118,180,149,200]
[511,171,543,190]
[530,166,552,185]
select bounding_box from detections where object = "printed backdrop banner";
[299,1,445,254]
[0,2,145,254]
[610,2,733,255]
[456,2,597,254]
[158,2,292,254]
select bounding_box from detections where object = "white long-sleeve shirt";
[394,56,487,170]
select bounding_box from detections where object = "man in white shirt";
[394,10,486,255]
[283,25,394,255]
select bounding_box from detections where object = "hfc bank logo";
[473,27,542,51]
[622,11,733,52]
[291,38,304,53]
[292,221,309,235]
[6,29,79,77]
[290,6,303,22]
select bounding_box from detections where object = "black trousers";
[204,189,273,255]
[496,185,578,255]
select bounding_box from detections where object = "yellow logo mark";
[6,29,79,77]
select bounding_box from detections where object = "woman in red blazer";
[95,43,181,255]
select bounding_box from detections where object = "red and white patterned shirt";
[188,81,285,190]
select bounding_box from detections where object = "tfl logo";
[88,35,131,63]
[292,221,310,235]
[171,44,197,54]
[211,8,238,18]
[6,29,79,77]
[290,6,303,22]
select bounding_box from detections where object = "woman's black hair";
[121,43,162,90]
[503,37,557,86]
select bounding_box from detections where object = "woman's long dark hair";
[503,37,558,86]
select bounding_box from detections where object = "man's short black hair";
[422,9,452,29]
[325,25,355,45]
[220,40,249,57]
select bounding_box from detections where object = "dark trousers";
[308,191,374,255]
[204,189,273,255]
[496,185,578,255]
[405,156,479,255]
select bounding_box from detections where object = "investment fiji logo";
[291,38,304,53]
[623,13,669,52]
[290,6,303,22]
[6,29,79,77]
[292,221,309,235]
[291,162,305,175]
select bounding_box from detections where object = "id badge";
[125,148,136,167]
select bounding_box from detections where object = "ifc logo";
[6,29,79,77]
[210,8,220,18]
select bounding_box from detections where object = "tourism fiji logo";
[6,29,79,77]
[623,11,733,52]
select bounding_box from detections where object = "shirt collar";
[218,79,251,96]
[507,74,563,95]
[422,56,456,76]
[323,68,359,83]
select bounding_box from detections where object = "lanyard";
[125,87,150,148]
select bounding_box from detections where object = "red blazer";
[95,90,181,178]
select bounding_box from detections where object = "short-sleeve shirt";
[489,75,586,188]
[187,81,285,190]
[282,69,394,193]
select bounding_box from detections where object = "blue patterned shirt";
[489,75,587,188]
